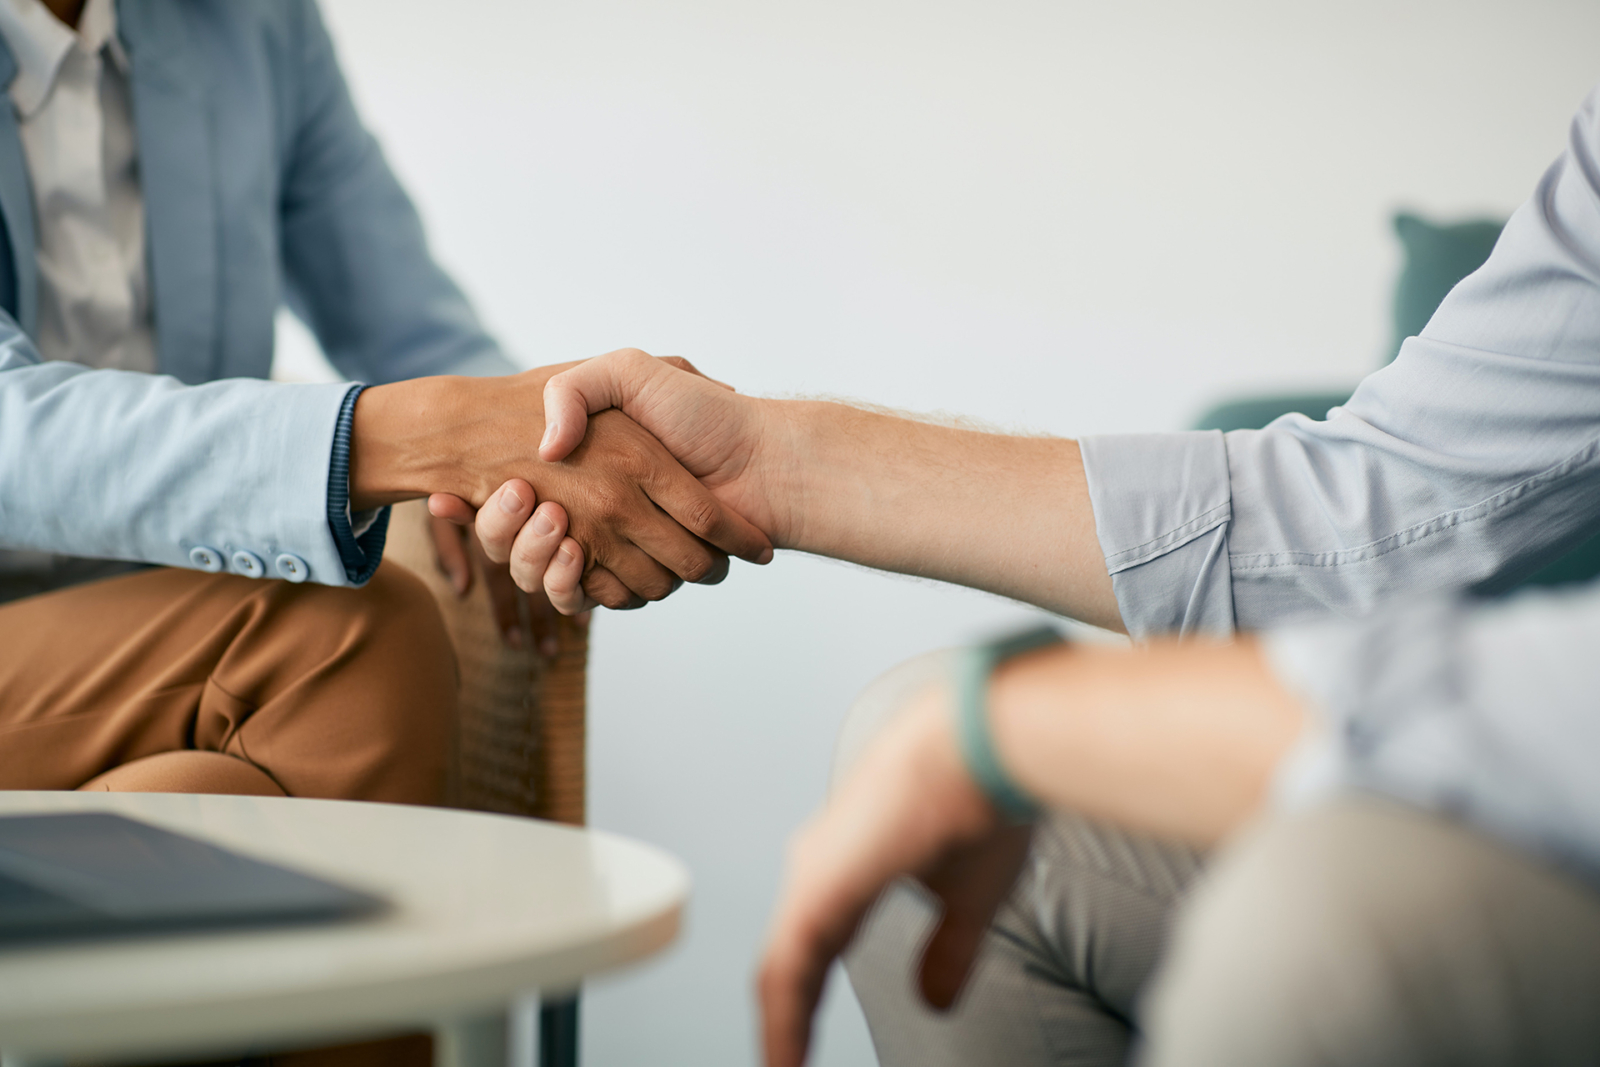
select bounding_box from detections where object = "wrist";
[350,374,537,510]
[899,694,1005,840]
[737,397,805,549]
[745,397,871,553]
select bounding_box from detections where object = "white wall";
[285,3,1600,1063]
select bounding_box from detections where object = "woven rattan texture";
[384,500,588,825]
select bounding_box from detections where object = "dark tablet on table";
[0,811,385,943]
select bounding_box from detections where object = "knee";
[832,649,958,788]
[261,561,458,803]
[333,563,458,781]
[1138,797,1600,1067]
[1139,800,1412,1066]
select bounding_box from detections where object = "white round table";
[0,791,688,1067]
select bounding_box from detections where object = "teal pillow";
[1386,212,1504,363]
[1188,209,1600,589]
[1190,392,1353,433]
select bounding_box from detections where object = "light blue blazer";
[0,0,517,587]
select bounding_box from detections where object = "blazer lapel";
[117,0,218,384]
[0,37,36,333]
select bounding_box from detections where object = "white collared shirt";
[0,0,155,373]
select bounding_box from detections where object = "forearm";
[981,638,1304,844]
[754,399,1122,630]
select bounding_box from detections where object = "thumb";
[539,348,662,462]
[916,824,1034,1010]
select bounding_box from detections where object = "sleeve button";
[188,546,224,573]
[274,553,310,583]
[231,550,266,579]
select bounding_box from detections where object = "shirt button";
[188,545,224,573]
[231,550,266,579]
[274,553,310,583]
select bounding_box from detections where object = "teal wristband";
[952,625,1065,823]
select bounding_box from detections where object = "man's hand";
[755,637,1308,1066]
[539,350,789,535]
[349,364,772,611]
[757,690,1028,1067]
[430,479,614,617]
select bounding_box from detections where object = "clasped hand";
[429,349,781,614]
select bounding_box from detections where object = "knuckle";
[510,538,545,573]
[587,483,629,521]
[583,581,625,611]
[676,497,723,539]
[678,548,717,584]
[638,572,675,602]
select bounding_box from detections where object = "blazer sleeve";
[275,0,519,384]
[0,316,368,586]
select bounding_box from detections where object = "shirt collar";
[0,0,123,119]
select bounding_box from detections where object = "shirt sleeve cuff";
[1078,431,1236,637]
[326,383,391,585]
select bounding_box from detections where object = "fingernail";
[539,423,556,453]
[532,511,556,537]
[557,544,577,565]
[498,486,525,514]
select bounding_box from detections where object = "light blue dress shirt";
[1080,83,1600,881]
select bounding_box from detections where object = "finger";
[506,500,569,594]
[544,538,592,615]
[473,479,537,565]
[610,487,731,584]
[582,564,647,611]
[916,825,1034,1011]
[427,493,478,526]
[758,928,831,1067]
[539,348,662,462]
[641,465,774,567]
[697,552,731,586]
[759,835,871,1067]
[428,513,473,597]
[589,540,683,603]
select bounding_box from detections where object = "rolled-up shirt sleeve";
[1079,431,1236,636]
[1262,585,1600,885]
[1081,83,1600,638]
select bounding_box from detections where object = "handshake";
[349,349,794,615]
[351,346,1118,630]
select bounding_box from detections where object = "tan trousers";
[840,651,1600,1067]
[0,562,455,802]
[0,563,458,1067]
